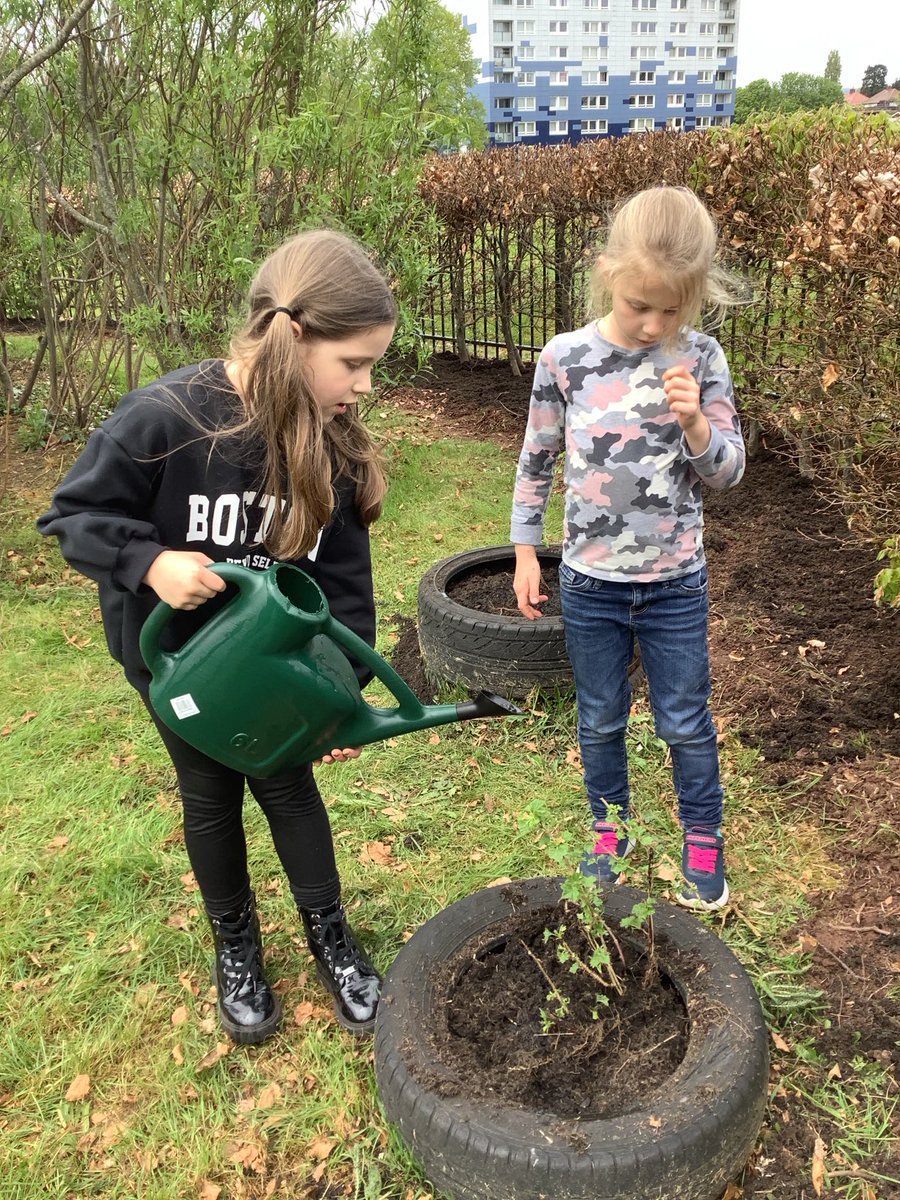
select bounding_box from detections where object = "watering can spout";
[139,562,526,776]
[455,691,524,721]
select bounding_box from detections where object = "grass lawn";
[0,394,896,1199]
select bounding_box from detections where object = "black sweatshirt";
[37,361,377,694]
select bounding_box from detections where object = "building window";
[631,93,655,106]
[519,70,535,83]
[671,0,687,7]
[518,95,536,110]
[583,20,606,32]
[549,119,569,135]
[698,21,714,34]
[697,46,714,58]
[696,115,711,127]
[494,96,514,108]
[550,94,569,108]
[515,0,534,6]
[697,69,713,82]
[700,0,716,9]
[582,69,608,83]
[712,115,730,127]
[516,19,534,31]
[631,44,657,57]
[494,122,514,142]
[493,20,513,35]
[550,44,569,57]
[631,20,656,32]
[666,115,684,129]
[549,69,568,83]
[518,45,535,57]
[670,45,689,57]
[518,120,537,136]
[632,0,657,7]
[581,94,608,108]
[667,92,684,105]
[549,20,568,31]
[696,92,712,106]
[548,0,568,7]
[669,20,686,33]
[669,68,686,82]
[628,116,655,131]
[630,69,656,83]
[583,119,608,132]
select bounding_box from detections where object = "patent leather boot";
[299,903,381,1035]
[208,893,282,1045]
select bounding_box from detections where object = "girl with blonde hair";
[512,187,745,911]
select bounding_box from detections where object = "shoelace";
[309,909,358,974]
[685,835,721,875]
[215,913,264,993]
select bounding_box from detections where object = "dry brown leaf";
[771,1030,791,1053]
[428,733,441,745]
[486,876,513,888]
[65,1073,91,1102]
[171,1044,184,1066]
[171,1005,189,1026]
[229,1140,267,1174]
[294,1001,317,1026]
[827,1063,842,1080]
[648,1115,662,1128]
[359,840,394,867]
[811,1134,827,1196]
[47,836,69,850]
[308,1137,337,1161]
[256,1083,282,1109]
[654,863,678,882]
[199,1182,222,1200]
[196,1042,232,1073]
[721,1184,744,1200]
[821,363,840,391]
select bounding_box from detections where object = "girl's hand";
[513,545,549,620]
[143,550,227,610]
[663,365,711,455]
[314,747,362,766]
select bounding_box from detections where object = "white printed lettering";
[186,495,209,541]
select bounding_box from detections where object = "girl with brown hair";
[39,229,397,1042]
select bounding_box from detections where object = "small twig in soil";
[814,940,863,979]
[830,923,891,935]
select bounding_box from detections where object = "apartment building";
[446,0,739,144]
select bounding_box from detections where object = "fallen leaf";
[65,1073,91,1102]
[821,363,840,391]
[47,836,69,850]
[256,1083,282,1109]
[648,1115,662,1128]
[199,1182,222,1200]
[171,1005,189,1026]
[359,840,395,867]
[307,1137,337,1162]
[486,876,513,888]
[171,1044,184,1065]
[294,1001,317,1026]
[197,1042,233,1073]
[811,1134,827,1196]
[229,1140,267,1173]
[721,1184,744,1200]
[428,733,441,745]
[20,711,38,724]
[827,1063,842,1080]
[654,863,678,882]
[771,1030,791,1053]
[433,532,444,542]
[798,933,818,953]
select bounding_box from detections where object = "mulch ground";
[384,352,900,1197]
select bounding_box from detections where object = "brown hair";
[589,186,745,349]
[228,229,396,558]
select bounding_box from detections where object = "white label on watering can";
[170,693,200,719]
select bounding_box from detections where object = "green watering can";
[140,562,522,777]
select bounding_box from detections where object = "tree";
[823,50,841,84]
[734,78,774,124]
[734,74,842,124]
[860,64,887,96]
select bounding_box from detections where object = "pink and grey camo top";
[510,323,745,582]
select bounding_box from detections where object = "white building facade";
[447,0,739,145]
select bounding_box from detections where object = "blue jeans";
[559,562,723,830]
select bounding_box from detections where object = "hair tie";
[271,306,295,318]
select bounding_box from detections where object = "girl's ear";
[595,254,611,283]
[290,319,303,341]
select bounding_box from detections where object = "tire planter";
[374,878,769,1200]
[417,545,570,697]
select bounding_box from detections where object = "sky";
[735,0,900,91]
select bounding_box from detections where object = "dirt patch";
[446,559,563,618]
[425,898,688,1121]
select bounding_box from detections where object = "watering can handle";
[138,562,262,675]
[323,614,426,718]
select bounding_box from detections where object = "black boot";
[208,893,282,1045]
[299,903,381,1036]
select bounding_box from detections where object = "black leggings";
[146,705,341,917]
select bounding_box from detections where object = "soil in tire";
[428,899,689,1120]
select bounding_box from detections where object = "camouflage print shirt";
[510,323,745,581]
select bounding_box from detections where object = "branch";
[0,0,98,107]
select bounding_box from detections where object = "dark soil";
[427,899,688,1121]
[384,353,900,1196]
[446,561,563,619]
